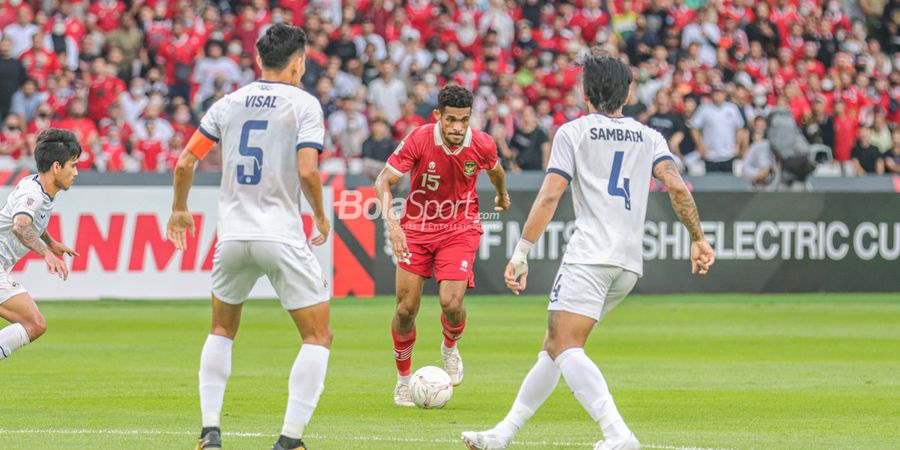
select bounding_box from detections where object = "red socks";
[441,314,466,348]
[392,327,416,376]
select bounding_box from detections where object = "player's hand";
[311,214,330,246]
[691,240,715,275]
[48,240,79,258]
[387,221,412,264]
[504,259,528,295]
[494,192,511,212]
[44,253,69,281]
[166,210,195,251]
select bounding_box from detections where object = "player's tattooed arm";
[40,229,53,245]
[12,215,49,256]
[653,159,704,242]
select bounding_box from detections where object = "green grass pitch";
[0,294,898,449]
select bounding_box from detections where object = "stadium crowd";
[0,0,898,181]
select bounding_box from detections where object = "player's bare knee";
[304,327,333,348]
[209,326,237,340]
[394,299,419,323]
[23,315,47,341]
[438,291,464,312]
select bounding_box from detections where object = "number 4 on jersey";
[238,120,268,185]
[608,151,631,210]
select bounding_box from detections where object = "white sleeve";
[650,129,675,170]
[297,101,325,153]
[11,192,43,221]
[198,97,226,142]
[546,125,576,182]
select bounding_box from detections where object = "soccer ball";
[409,366,454,409]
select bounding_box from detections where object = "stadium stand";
[0,0,897,182]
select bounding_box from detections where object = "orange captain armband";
[186,128,217,159]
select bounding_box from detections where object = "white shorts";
[211,241,329,310]
[547,263,638,322]
[0,272,26,304]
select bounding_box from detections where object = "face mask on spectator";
[272,14,285,24]
[175,111,190,123]
[229,44,242,55]
[131,86,144,97]
[8,0,21,6]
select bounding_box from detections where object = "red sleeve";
[479,132,499,170]
[385,128,421,176]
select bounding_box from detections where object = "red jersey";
[385,123,499,243]
[89,1,125,32]
[88,75,126,122]
[136,139,165,171]
[20,49,60,91]
[393,114,426,141]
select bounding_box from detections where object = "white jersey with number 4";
[198,80,325,249]
[546,113,673,276]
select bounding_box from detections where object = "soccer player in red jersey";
[374,84,510,406]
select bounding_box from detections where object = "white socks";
[199,334,233,428]
[0,323,30,360]
[281,344,330,439]
[556,348,630,442]
[494,351,561,437]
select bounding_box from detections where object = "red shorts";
[398,229,481,288]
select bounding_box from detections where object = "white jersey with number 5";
[198,80,324,249]
[546,113,673,276]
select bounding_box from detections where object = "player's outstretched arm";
[506,172,569,294]
[167,149,199,251]
[653,159,715,274]
[40,229,78,258]
[298,147,330,246]
[373,167,411,262]
[12,214,69,280]
[486,163,510,212]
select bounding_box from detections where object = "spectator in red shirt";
[831,101,858,163]
[99,125,128,172]
[55,99,98,162]
[156,21,201,98]
[392,99,426,141]
[98,102,134,143]
[0,114,28,161]
[170,104,196,144]
[87,58,125,123]
[89,0,125,33]
[135,120,166,172]
[569,0,609,43]
[19,31,60,91]
[47,2,85,43]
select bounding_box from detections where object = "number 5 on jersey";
[608,151,631,210]
[238,120,268,185]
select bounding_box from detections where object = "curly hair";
[437,84,474,111]
[35,128,82,173]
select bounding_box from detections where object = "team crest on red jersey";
[464,160,477,176]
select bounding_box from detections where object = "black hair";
[437,84,474,111]
[204,39,226,57]
[581,53,632,114]
[255,23,308,70]
[35,128,81,173]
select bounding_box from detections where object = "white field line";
[0,428,732,450]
